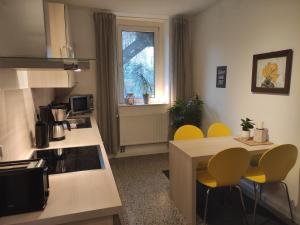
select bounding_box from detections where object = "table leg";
[170,144,197,225]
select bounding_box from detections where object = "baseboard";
[114,143,168,158]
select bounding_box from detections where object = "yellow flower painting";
[252,49,293,94]
[261,62,279,88]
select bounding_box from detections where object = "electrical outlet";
[0,145,3,160]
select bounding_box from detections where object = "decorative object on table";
[234,137,273,146]
[125,93,135,105]
[169,95,204,130]
[137,73,153,104]
[240,118,255,139]
[253,121,268,143]
[251,49,293,94]
[216,66,227,88]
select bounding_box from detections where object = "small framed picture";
[251,49,293,94]
[216,66,227,88]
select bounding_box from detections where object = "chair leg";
[235,185,249,225]
[280,182,294,223]
[253,183,259,225]
[259,184,263,201]
[203,188,211,225]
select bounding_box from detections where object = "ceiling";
[54,0,217,16]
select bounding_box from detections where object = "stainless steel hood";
[0,57,90,71]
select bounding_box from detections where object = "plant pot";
[241,130,250,139]
[143,94,149,104]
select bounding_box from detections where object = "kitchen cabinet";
[28,70,76,88]
[0,69,76,89]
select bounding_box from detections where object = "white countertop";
[0,117,122,225]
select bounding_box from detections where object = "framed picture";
[251,49,293,94]
[216,66,227,88]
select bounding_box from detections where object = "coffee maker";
[39,105,71,141]
[51,105,71,141]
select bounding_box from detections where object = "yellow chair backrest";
[207,122,232,137]
[208,148,250,187]
[258,144,298,182]
[174,125,204,140]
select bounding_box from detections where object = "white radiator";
[119,112,169,146]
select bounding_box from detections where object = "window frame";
[117,20,161,104]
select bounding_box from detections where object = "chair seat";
[244,167,266,184]
[197,171,217,188]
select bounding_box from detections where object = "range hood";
[0,57,90,71]
[0,1,91,71]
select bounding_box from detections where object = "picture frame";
[251,49,293,94]
[216,66,227,88]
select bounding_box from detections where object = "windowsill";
[118,103,169,107]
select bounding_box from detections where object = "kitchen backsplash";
[0,88,54,161]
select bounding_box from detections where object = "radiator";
[119,112,169,146]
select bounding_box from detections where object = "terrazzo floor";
[110,153,294,225]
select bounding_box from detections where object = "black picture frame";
[251,49,293,94]
[216,66,227,88]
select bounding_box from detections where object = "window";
[121,31,155,98]
[117,20,163,104]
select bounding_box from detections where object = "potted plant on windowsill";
[240,118,255,139]
[137,73,152,104]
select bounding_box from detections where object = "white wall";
[0,74,54,161]
[192,0,300,219]
[0,0,47,57]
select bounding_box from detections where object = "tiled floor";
[110,153,293,225]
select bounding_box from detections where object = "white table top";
[0,117,122,225]
[170,136,276,158]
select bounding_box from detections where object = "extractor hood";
[0,57,90,71]
[0,1,91,71]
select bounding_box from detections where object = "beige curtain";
[172,15,193,101]
[94,12,119,154]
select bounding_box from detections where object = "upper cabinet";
[0,0,47,57]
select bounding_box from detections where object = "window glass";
[121,31,155,98]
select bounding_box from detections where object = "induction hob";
[32,145,104,175]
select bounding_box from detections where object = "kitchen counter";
[0,117,122,225]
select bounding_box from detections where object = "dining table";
[169,136,276,225]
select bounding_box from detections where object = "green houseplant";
[240,118,255,139]
[169,95,204,131]
[137,73,152,104]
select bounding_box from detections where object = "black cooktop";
[32,145,104,175]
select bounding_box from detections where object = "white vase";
[241,130,250,139]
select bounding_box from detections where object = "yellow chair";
[244,144,298,223]
[207,122,232,137]
[174,125,204,140]
[197,148,250,224]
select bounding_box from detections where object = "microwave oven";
[69,95,94,115]
[0,159,49,216]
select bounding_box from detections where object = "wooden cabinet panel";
[28,70,75,88]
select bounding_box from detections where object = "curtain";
[94,12,119,154]
[172,15,193,101]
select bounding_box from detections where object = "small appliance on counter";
[0,159,49,216]
[39,104,71,142]
[69,95,94,115]
[35,114,49,149]
[51,105,71,141]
